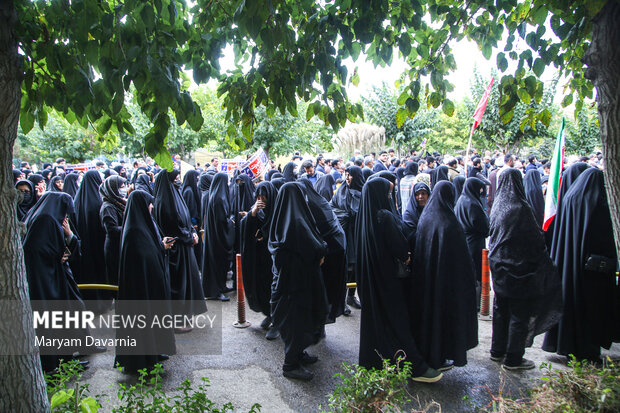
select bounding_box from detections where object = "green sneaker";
[412,368,443,383]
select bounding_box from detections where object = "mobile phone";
[165,237,179,244]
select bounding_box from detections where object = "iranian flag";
[542,117,566,231]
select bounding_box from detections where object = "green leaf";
[517,88,531,104]
[397,91,409,106]
[417,44,429,59]
[428,92,441,108]
[500,109,514,124]
[50,390,73,409]
[350,43,361,61]
[351,68,360,86]
[532,58,545,77]
[398,35,411,57]
[20,110,35,134]
[396,107,407,129]
[98,117,113,135]
[328,112,339,131]
[36,108,48,130]
[154,147,173,171]
[442,99,455,116]
[481,43,492,60]
[306,104,314,121]
[562,94,573,107]
[496,52,508,72]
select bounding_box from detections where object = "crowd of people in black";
[13,148,619,382]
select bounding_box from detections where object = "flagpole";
[464,123,475,176]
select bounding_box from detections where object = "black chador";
[240,182,277,317]
[134,174,153,195]
[543,168,618,361]
[23,192,87,371]
[15,179,36,221]
[330,166,365,306]
[282,162,297,182]
[99,175,126,289]
[314,174,335,201]
[524,169,544,227]
[489,169,561,368]
[182,169,203,266]
[452,175,465,198]
[268,183,328,378]
[271,177,285,191]
[413,181,478,369]
[153,170,206,317]
[198,173,213,279]
[49,176,64,192]
[73,170,110,311]
[356,178,430,377]
[455,177,490,307]
[545,162,590,247]
[63,173,80,198]
[403,182,430,252]
[114,190,176,373]
[430,165,449,189]
[297,178,347,323]
[230,174,255,285]
[203,172,235,298]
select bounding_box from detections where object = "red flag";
[472,77,494,130]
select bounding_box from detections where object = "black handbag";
[584,254,616,274]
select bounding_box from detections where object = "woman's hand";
[62,217,73,238]
[162,237,175,250]
[319,256,325,266]
[192,232,199,245]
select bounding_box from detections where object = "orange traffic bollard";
[233,253,251,328]
[479,249,492,320]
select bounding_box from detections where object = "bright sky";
[215,40,565,110]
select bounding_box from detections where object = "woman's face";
[345,172,353,186]
[415,190,429,207]
[55,179,64,190]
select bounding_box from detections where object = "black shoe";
[265,327,280,340]
[490,354,505,362]
[300,351,318,365]
[158,354,170,361]
[283,365,313,381]
[412,367,442,383]
[343,305,351,316]
[438,360,454,372]
[219,293,230,302]
[347,296,362,309]
[260,316,272,330]
[77,360,90,369]
[502,358,535,371]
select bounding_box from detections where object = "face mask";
[22,191,33,204]
[119,187,128,198]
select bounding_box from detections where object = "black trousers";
[490,295,531,366]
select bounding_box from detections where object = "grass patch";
[484,356,620,412]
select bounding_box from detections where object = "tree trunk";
[584,0,620,258]
[0,1,50,411]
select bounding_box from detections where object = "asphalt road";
[80,289,620,412]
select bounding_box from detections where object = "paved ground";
[80,288,620,412]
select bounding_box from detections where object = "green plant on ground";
[324,355,440,413]
[112,363,261,413]
[44,359,101,413]
[44,360,261,412]
[484,356,620,412]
